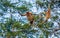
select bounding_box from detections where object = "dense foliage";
[0,0,60,38]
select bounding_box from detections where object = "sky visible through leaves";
[0,0,60,38]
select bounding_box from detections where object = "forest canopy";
[0,0,60,38]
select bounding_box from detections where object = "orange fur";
[21,12,34,24]
[45,8,51,21]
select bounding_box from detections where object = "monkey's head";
[26,12,32,16]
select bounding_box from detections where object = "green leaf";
[3,1,15,7]
[16,5,29,11]
[12,21,22,28]
[22,24,30,29]
[52,15,58,21]
[36,0,44,7]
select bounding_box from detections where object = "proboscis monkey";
[42,5,51,23]
[20,12,34,25]
[45,7,51,22]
